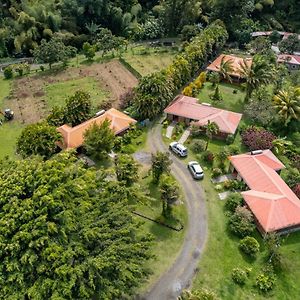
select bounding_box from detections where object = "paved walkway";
[218,191,231,201]
[166,122,176,139]
[211,173,235,184]
[143,123,207,300]
[178,129,191,144]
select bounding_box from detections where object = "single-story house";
[251,31,300,40]
[229,150,300,235]
[57,108,137,150]
[277,54,300,71]
[206,54,252,81]
[164,95,242,138]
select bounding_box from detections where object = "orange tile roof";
[57,108,137,149]
[229,150,300,233]
[164,95,242,134]
[207,54,252,78]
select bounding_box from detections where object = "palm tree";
[204,120,219,150]
[273,87,300,125]
[239,56,274,102]
[272,137,293,155]
[219,56,234,82]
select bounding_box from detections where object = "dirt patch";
[9,60,138,124]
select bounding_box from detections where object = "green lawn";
[122,47,177,76]
[198,82,246,113]
[45,77,110,110]
[0,76,24,159]
[135,173,187,293]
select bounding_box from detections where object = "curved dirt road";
[143,123,207,300]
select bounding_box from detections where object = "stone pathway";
[211,173,235,184]
[178,128,191,144]
[218,191,231,201]
[166,121,176,138]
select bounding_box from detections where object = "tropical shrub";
[228,145,240,155]
[212,167,222,178]
[241,126,276,151]
[225,193,244,212]
[256,268,276,293]
[202,150,214,164]
[191,139,206,153]
[231,268,248,285]
[229,206,255,237]
[239,236,260,257]
[226,134,235,145]
[281,167,300,189]
[3,66,13,79]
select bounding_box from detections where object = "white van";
[169,142,188,157]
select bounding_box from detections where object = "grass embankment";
[121,47,177,76]
[45,77,110,109]
[0,77,23,159]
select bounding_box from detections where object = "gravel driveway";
[142,123,208,300]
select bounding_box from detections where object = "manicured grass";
[135,173,187,293]
[45,77,110,109]
[197,82,246,113]
[0,76,24,159]
[122,48,176,76]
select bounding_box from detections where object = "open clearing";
[8,60,138,124]
[122,48,177,76]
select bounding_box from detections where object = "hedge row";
[133,20,228,119]
[118,57,142,79]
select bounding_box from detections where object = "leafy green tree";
[114,154,139,186]
[47,106,66,127]
[225,193,244,212]
[0,152,152,299]
[240,55,275,101]
[83,119,115,160]
[209,72,220,87]
[273,87,300,125]
[269,30,281,44]
[210,85,222,102]
[16,122,61,159]
[82,41,96,60]
[134,71,174,119]
[151,151,172,183]
[204,121,219,150]
[279,34,300,54]
[229,206,255,237]
[33,37,76,68]
[65,90,92,126]
[159,174,179,217]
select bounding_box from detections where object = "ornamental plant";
[229,206,255,237]
[239,236,260,257]
[241,126,276,151]
[231,267,248,285]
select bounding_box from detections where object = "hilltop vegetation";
[0,0,299,58]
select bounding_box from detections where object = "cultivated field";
[8,60,138,124]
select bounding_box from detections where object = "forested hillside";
[0,0,299,57]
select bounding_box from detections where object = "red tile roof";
[57,108,137,149]
[229,150,300,233]
[164,95,242,135]
[207,54,252,78]
[277,54,300,65]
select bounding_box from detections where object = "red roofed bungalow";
[164,95,242,138]
[57,108,137,150]
[229,150,300,235]
[206,54,252,81]
[277,54,300,71]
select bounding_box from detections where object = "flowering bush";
[229,206,255,237]
[202,150,214,164]
[241,126,276,151]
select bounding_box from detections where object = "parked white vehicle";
[169,142,188,157]
[188,161,204,179]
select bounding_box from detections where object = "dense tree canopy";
[0,152,152,299]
